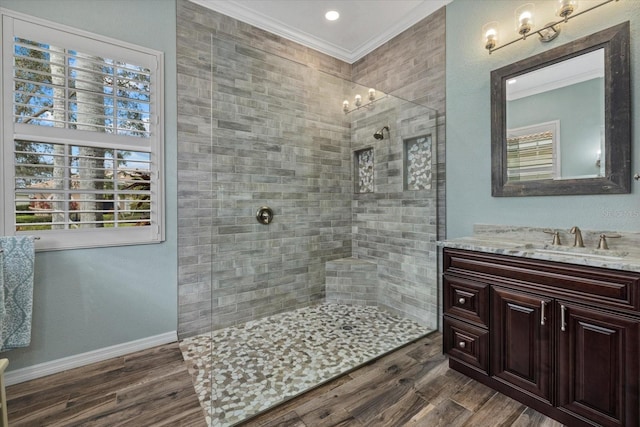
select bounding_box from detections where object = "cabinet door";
[557,302,639,427]
[491,286,553,404]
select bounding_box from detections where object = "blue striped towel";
[0,250,4,336]
[0,236,35,351]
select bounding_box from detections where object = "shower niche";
[404,134,433,191]
[354,147,374,193]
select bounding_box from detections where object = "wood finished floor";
[7,343,207,427]
[7,332,564,427]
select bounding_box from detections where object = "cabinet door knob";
[458,297,466,305]
[561,304,567,332]
[541,300,546,326]
[458,341,466,349]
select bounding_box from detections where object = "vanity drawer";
[444,275,489,326]
[444,316,489,374]
[444,248,640,315]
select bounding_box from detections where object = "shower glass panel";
[175,9,439,426]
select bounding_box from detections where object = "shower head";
[373,126,390,140]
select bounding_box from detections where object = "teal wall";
[0,0,178,370]
[507,78,605,178]
[446,0,640,238]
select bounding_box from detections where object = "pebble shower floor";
[179,303,430,426]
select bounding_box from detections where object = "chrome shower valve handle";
[256,206,274,224]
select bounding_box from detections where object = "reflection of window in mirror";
[507,121,559,182]
[597,125,605,177]
[506,49,604,181]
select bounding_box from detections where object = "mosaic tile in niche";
[355,148,374,193]
[404,135,432,190]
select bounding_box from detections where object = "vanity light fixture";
[484,0,619,54]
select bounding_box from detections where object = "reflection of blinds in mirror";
[507,131,553,181]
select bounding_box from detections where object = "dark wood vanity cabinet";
[443,248,640,427]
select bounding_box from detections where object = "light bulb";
[519,11,532,34]
[557,0,577,22]
[482,22,499,51]
[515,4,534,37]
[368,88,376,101]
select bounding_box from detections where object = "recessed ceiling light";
[325,10,340,21]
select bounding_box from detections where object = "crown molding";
[348,1,449,63]
[190,0,353,61]
[189,0,449,64]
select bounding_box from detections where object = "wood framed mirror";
[491,21,630,197]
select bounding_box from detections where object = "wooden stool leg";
[0,359,9,427]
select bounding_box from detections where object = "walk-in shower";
[176,1,439,425]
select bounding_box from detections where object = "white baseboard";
[5,331,178,386]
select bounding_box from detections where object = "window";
[1,12,164,250]
[506,121,560,182]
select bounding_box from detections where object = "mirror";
[491,22,630,196]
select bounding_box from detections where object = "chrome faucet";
[570,226,584,247]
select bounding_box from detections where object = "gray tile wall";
[177,0,446,337]
[350,96,439,328]
[351,8,446,240]
[351,9,446,330]
[177,0,352,337]
[325,258,378,305]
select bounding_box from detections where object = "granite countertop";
[438,234,640,273]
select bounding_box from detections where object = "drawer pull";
[458,341,466,349]
[561,304,566,332]
[458,297,466,305]
[541,300,546,326]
